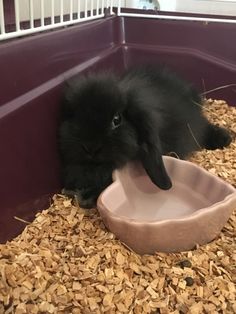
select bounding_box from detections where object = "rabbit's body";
[59,66,232,208]
[121,67,231,156]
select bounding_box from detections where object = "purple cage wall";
[0,14,235,243]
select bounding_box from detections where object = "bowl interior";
[100,157,235,222]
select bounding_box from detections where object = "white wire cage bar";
[40,0,45,27]
[0,0,114,41]
[29,0,34,28]
[0,0,5,34]
[14,0,20,31]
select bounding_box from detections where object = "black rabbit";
[58,66,232,208]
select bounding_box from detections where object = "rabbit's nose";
[82,143,102,156]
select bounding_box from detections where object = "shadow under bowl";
[97,156,236,254]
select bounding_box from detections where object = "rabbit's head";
[60,73,172,190]
[60,73,139,165]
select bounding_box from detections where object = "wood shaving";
[0,99,235,313]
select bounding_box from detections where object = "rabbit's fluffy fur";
[59,66,232,208]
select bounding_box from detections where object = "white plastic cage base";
[117,11,236,24]
[0,0,236,41]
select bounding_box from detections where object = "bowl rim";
[97,157,236,226]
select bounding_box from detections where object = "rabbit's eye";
[111,113,122,129]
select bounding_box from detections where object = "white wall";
[176,0,236,16]
[125,0,160,10]
[159,0,176,11]
[126,0,236,15]
[125,1,176,11]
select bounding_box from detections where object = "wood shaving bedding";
[0,99,235,314]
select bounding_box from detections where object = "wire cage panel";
[1,0,236,41]
[0,0,118,41]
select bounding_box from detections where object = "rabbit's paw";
[205,124,232,150]
[62,188,97,209]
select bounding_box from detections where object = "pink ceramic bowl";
[97,156,236,254]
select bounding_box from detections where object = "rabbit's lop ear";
[140,142,172,190]
[61,76,87,119]
[60,80,78,119]
[124,98,172,190]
